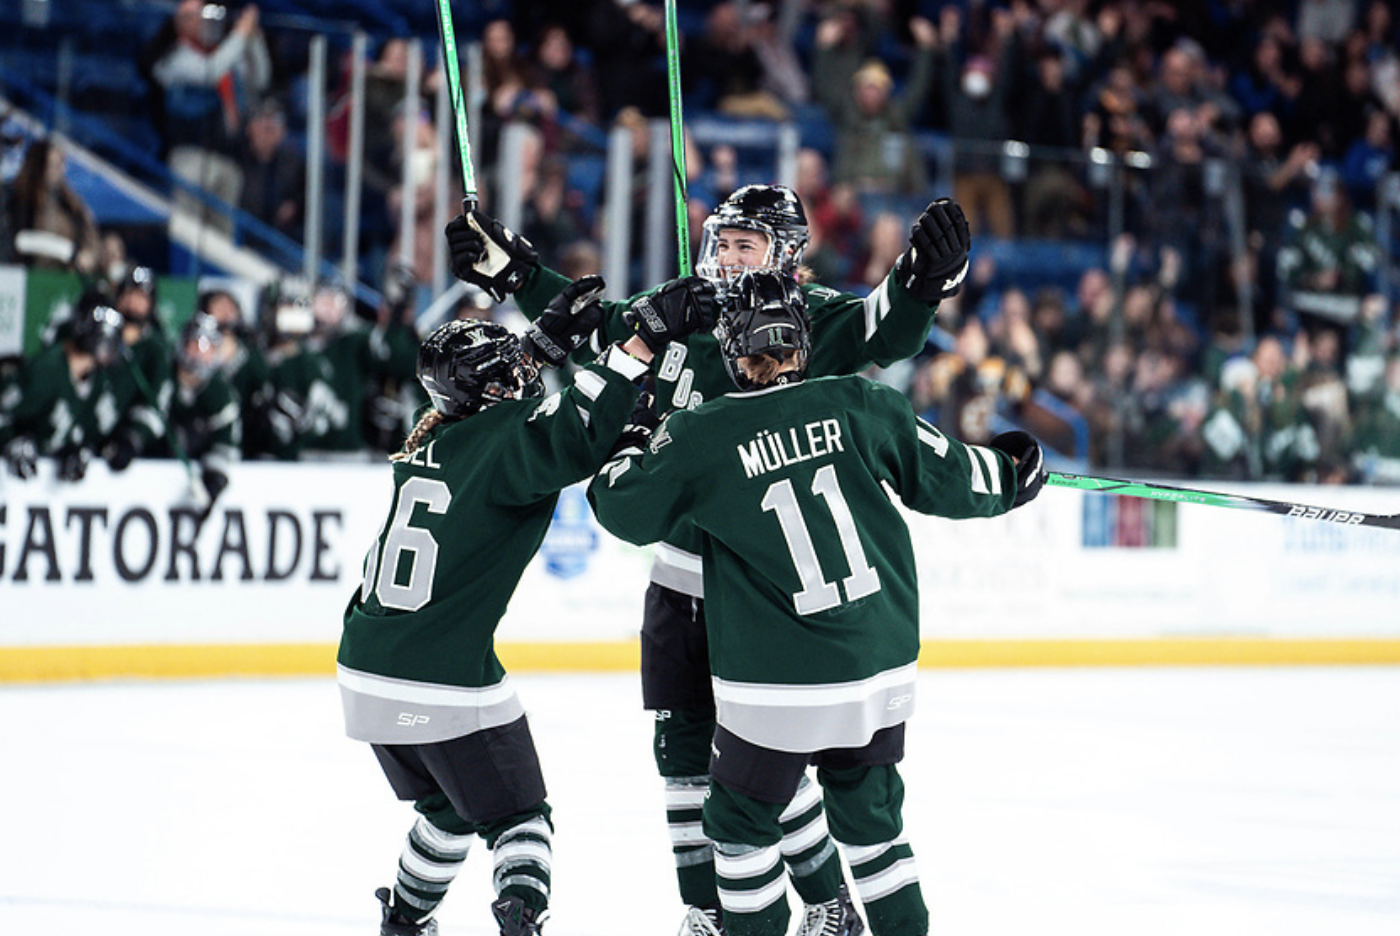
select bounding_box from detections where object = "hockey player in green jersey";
[589,270,1046,936]
[95,266,175,473]
[161,312,241,512]
[448,186,971,936]
[1,295,125,481]
[270,283,419,457]
[338,274,709,936]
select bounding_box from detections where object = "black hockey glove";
[622,276,717,355]
[201,466,230,506]
[102,427,142,473]
[3,437,38,479]
[522,275,606,368]
[894,198,972,302]
[445,209,539,301]
[988,430,1047,509]
[55,445,90,483]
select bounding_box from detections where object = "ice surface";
[1,667,1397,935]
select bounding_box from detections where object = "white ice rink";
[1,667,1398,936]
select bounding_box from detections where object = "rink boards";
[2,461,1398,681]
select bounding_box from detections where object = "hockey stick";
[663,0,692,276]
[433,0,516,296]
[432,0,476,210]
[1048,472,1400,531]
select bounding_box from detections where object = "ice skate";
[492,895,547,936]
[677,904,725,936]
[377,887,439,935]
[795,883,864,936]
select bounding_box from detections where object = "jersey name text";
[737,420,844,479]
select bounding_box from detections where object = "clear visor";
[695,219,778,290]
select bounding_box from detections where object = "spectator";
[811,9,936,197]
[1277,173,1381,341]
[1291,37,1346,155]
[1351,355,1400,482]
[1253,333,1322,479]
[6,139,101,273]
[1015,47,1090,238]
[531,23,600,131]
[1360,1,1400,118]
[747,1,809,114]
[1339,107,1396,209]
[1296,0,1358,46]
[1296,327,1354,469]
[150,0,271,237]
[1148,108,1228,315]
[239,98,304,238]
[916,316,1031,444]
[521,156,591,262]
[856,211,906,291]
[1229,34,1300,122]
[938,6,1017,238]
[684,1,788,120]
[583,1,669,119]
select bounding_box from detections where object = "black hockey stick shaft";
[1048,472,1400,531]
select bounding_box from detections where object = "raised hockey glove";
[445,209,539,301]
[895,198,972,302]
[989,430,1047,509]
[3,437,39,479]
[102,427,142,473]
[55,445,90,483]
[522,275,606,367]
[622,276,717,354]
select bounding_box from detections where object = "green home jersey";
[271,324,418,454]
[165,372,241,473]
[589,375,1017,753]
[338,350,646,744]
[0,345,103,454]
[515,263,940,597]
[94,330,175,449]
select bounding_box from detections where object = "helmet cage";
[69,302,127,369]
[178,313,223,383]
[715,271,811,390]
[417,320,544,419]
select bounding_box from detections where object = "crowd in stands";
[3,0,1399,489]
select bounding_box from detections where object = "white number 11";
[761,464,881,614]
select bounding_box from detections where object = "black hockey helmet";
[696,184,810,293]
[115,265,158,324]
[715,270,810,390]
[177,312,223,382]
[417,319,544,418]
[67,293,126,368]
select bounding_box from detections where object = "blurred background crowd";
[2,0,1399,507]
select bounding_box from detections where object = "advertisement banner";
[2,462,1398,658]
[0,461,650,648]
